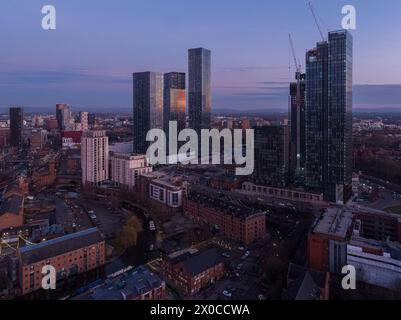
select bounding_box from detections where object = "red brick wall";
[308,233,329,272]
[19,241,106,295]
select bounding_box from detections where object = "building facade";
[81,130,109,185]
[56,104,72,131]
[254,125,290,187]
[305,30,353,204]
[162,248,224,296]
[183,190,266,245]
[163,72,186,153]
[188,48,211,136]
[289,72,306,178]
[111,153,152,190]
[9,107,23,148]
[133,72,164,154]
[18,228,105,296]
[79,112,89,131]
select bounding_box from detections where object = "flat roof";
[313,206,354,239]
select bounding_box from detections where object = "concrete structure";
[81,130,109,185]
[18,228,105,296]
[79,112,89,131]
[111,153,152,190]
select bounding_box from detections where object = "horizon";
[1,0,401,111]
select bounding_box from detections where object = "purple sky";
[1,0,401,112]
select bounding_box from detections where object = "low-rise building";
[18,228,105,296]
[85,266,166,300]
[183,189,266,244]
[111,153,152,190]
[162,248,224,296]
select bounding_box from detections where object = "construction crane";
[308,1,325,41]
[289,34,302,172]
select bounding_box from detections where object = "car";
[222,252,231,258]
[236,264,243,270]
[238,246,245,251]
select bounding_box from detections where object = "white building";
[149,177,185,208]
[111,153,152,190]
[81,130,109,185]
[347,238,401,291]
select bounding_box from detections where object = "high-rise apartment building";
[81,130,109,185]
[80,111,89,131]
[56,103,72,131]
[254,125,290,188]
[133,72,164,154]
[9,107,23,148]
[188,48,211,135]
[305,30,353,204]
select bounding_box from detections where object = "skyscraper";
[289,72,306,180]
[133,72,164,154]
[9,107,23,148]
[163,72,186,152]
[81,130,109,185]
[188,48,211,135]
[305,30,353,204]
[56,104,72,131]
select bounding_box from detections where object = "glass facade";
[305,30,353,203]
[133,72,164,154]
[188,48,211,135]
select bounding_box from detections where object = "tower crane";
[308,1,325,42]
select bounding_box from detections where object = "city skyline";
[1,0,401,111]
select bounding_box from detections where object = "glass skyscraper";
[133,72,164,154]
[188,48,211,135]
[305,30,353,204]
[163,72,186,135]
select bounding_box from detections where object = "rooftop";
[0,195,23,216]
[313,206,354,239]
[89,266,164,300]
[19,228,104,265]
[187,189,264,220]
[168,248,223,276]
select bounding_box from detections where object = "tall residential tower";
[133,72,164,154]
[188,48,211,135]
[305,30,353,204]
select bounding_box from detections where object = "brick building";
[162,248,224,296]
[18,228,105,296]
[183,190,266,245]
